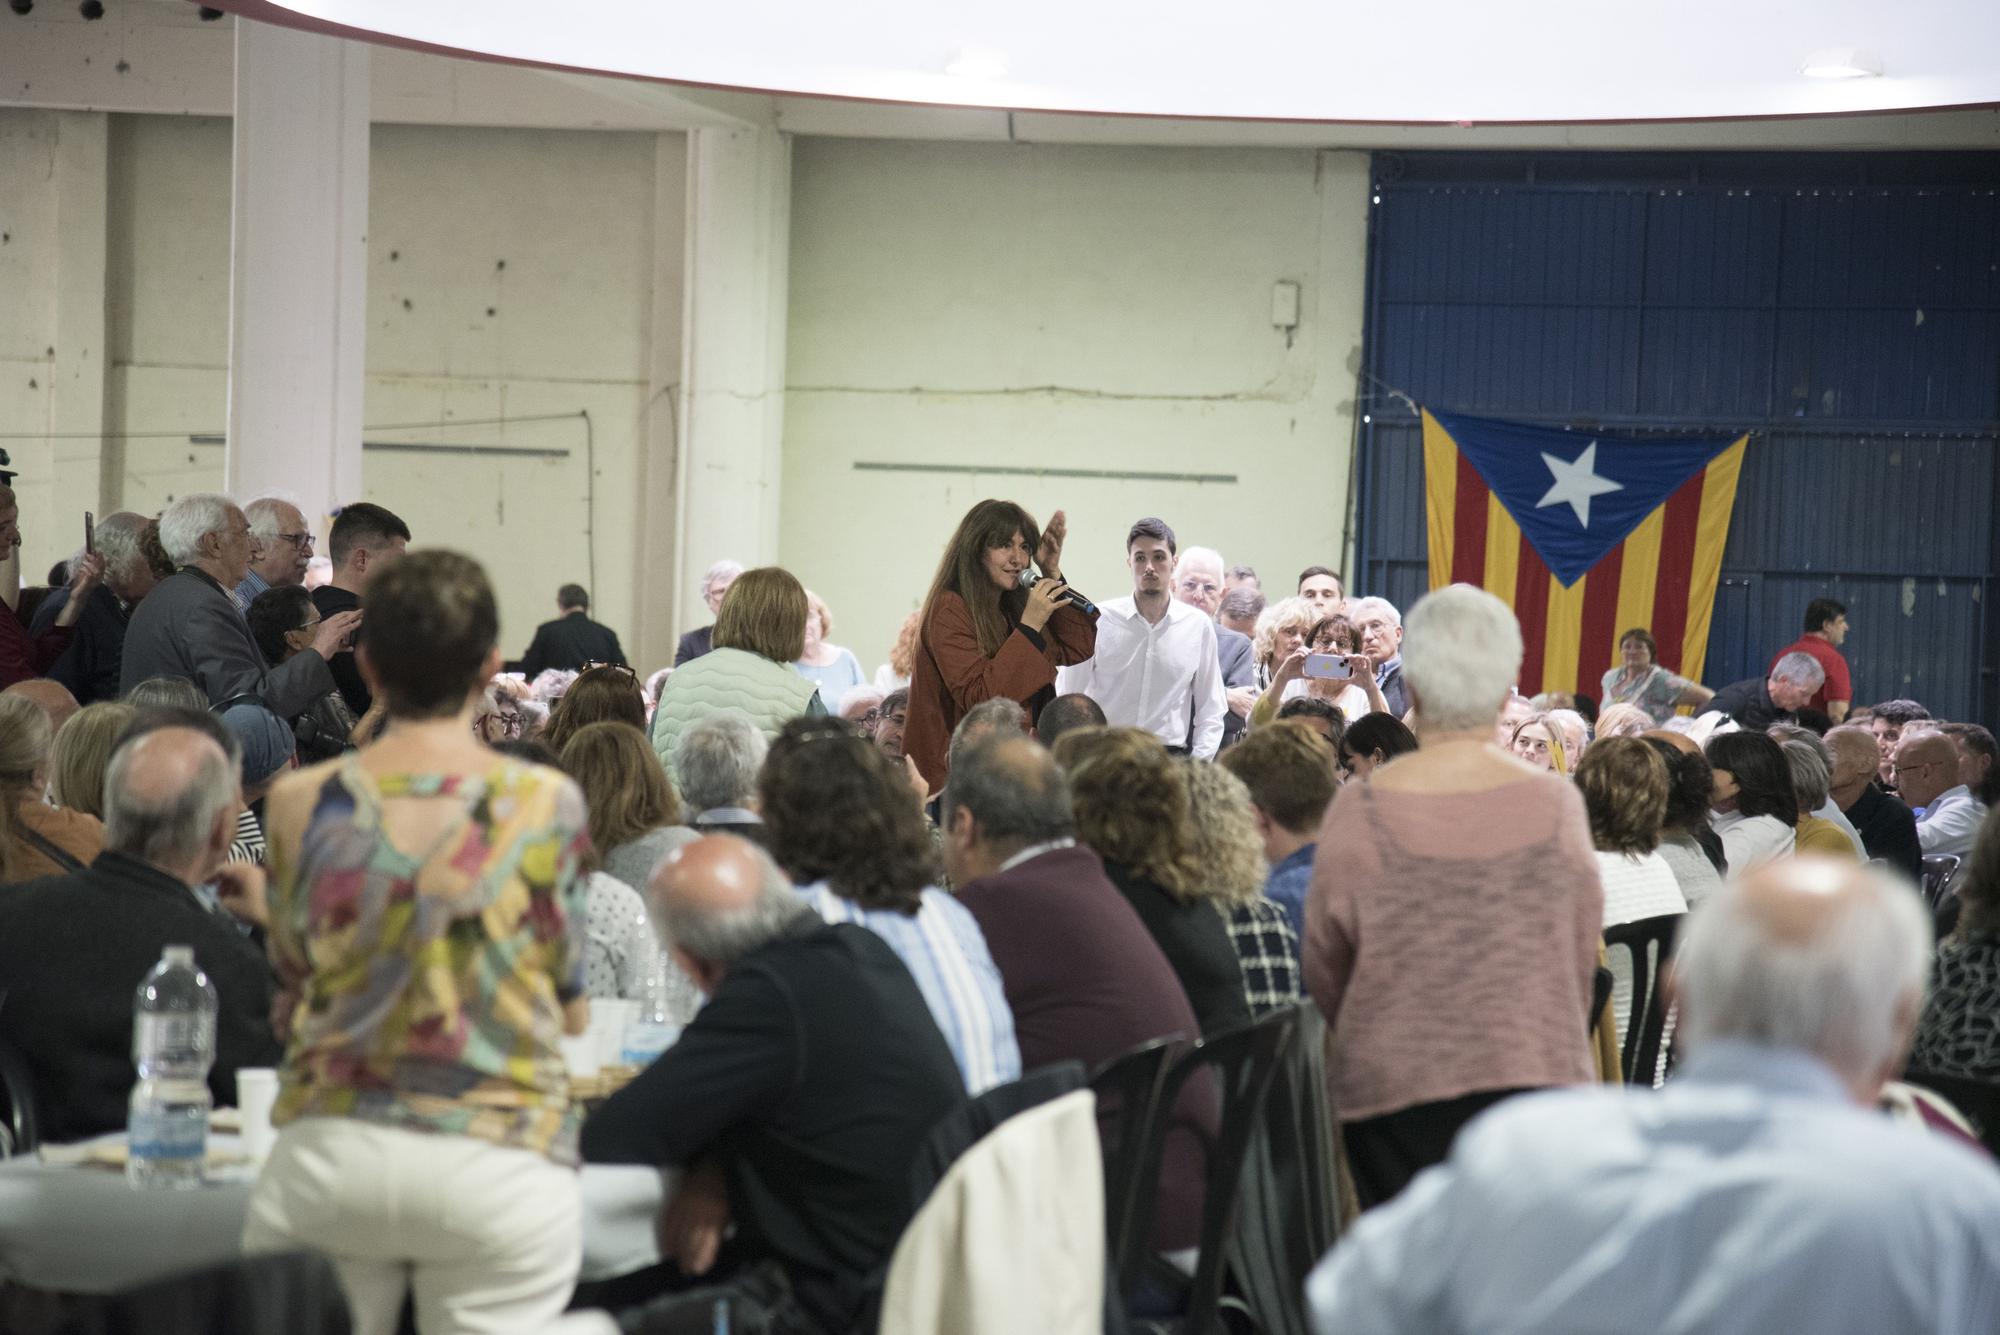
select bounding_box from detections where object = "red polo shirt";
[1770,634,1850,712]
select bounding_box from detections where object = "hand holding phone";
[1302,652,1355,682]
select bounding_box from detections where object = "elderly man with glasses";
[1895,729,1988,896]
[234,496,315,610]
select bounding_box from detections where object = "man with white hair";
[1307,857,2000,1335]
[119,493,360,717]
[675,708,770,846]
[233,495,314,609]
[26,510,163,704]
[1699,651,1824,733]
[1174,544,1257,743]
[674,558,745,666]
[1347,595,1409,717]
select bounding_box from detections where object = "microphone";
[1019,568,1097,616]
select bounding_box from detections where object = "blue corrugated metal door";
[1355,152,1999,724]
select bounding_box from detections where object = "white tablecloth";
[0,1135,672,1294]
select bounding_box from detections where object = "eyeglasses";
[1178,580,1221,596]
[274,531,314,551]
[1888,760,1939,777]
[294,617,323,635]
[581,661,637,678]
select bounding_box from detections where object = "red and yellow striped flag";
[1422,408,1747,698]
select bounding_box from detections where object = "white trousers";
[242,1117,582,1335]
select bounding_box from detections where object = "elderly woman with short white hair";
[1303,583,1604,1210]
[675,707,771,847]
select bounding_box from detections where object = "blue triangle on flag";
[1431,409,1739,586]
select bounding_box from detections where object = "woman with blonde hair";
[48,701,138,820]
[1179,758,1301,1017]
[1510,713,1569,775]
[1053,726,1249,1036]
[794,589,867,715]
[560,720,696,896]
[1592,701,1653,741]
[0,694,101,881]
[649,565,826,776]
[905,500,1096,791]
[874,609,921,692]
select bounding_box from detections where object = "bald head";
[1677,856,1931,1100]
[1893,731,1960,809]
[103,726,237,878]
[1824,725,1881,797]
[652,834,809,980]
[1643,728,1699,756]
[3,679,79,738]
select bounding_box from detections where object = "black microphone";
[1019,568,1097,616]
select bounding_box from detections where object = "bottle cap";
[163,945,194,965]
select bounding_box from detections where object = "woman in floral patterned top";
[243,551,593,1335]
[1599,626,1714,724]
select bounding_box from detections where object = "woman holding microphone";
[905,500,1097,791]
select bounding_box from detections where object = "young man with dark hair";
[310,502,410,716]
[1056,517,1226,758]
[1769,596,1853,723]
[1220,720,1339,936]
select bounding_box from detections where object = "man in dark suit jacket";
[672,559,745,666]
[1828,724,1923,879]
[582,836,962,1332]
[943,735,1215,1251]
[120,494,356,718]
[0,721,282,1143]
[516,584,626,678]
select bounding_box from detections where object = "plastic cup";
[235,1068,280,1162]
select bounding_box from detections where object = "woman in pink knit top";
[1303,584,1604,1209]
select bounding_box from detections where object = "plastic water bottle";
[622,942,683,1067]
[127,945,216,1189]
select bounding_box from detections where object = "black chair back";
[1902,1069,2000,1157]
[1920,855,1962,909]
[1604,913,1683,1085]
[1089,1035,1187,1293]
[1222,1003,1338,1335]
[1126,1008,1300,1333]
[0,1033,39,1158]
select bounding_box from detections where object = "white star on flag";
[1536,441,1624,529]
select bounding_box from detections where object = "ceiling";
[224,0,1999,125]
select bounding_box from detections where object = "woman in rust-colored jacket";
[904,500,1096,792]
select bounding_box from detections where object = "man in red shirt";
[1770,597,1852,723]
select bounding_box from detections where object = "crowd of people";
[2,480,1999,1333]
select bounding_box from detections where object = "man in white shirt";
[1058,518,1226,758]
[1307,857,2000,1335]
[1896,730,1988,891]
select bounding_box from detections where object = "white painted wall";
[782,138,1370,684]
[2,107,679,659]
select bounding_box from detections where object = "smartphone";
[1302,652,1354,681]
[84,511,95,555]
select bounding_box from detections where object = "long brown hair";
[920,500,1040,659]
[559,721,682,855]
[543,666,646,753]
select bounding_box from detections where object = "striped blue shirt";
[797,881,1021,1094]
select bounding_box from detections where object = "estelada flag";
[1422,408,1748,699]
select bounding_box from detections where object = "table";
[0,1135,672,1294]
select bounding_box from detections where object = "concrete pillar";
[672,126,790,638]
[48,112,110,541]
[632,132,688,673]
[223,19,368,528]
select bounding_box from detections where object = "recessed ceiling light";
[1800,48,1882,79]
[944,47,1009,80]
